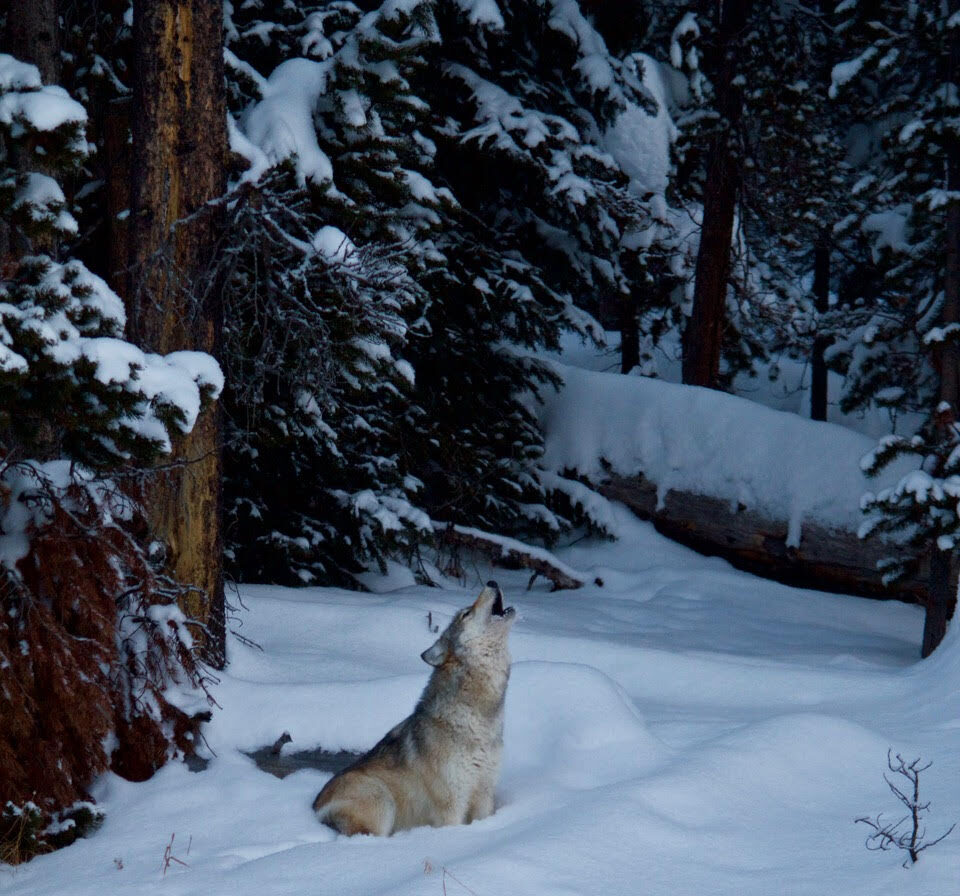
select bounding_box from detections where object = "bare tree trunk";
[0,0,61,263]
[103,98,132,295]
[620,296,640,374]
[682,0,750,389]
[1,0,60,84]
[130,0,227,667]
[924,151,960,657]
[810,234,830,421]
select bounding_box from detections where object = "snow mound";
[503,661,667,793]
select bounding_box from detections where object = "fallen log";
[433,523,591,591]
[600,474,928,605]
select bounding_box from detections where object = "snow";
[12,173,78,235]
[862,210,909,259]
[241,58,334,186]
[830,48,877,99]
[535,357,916,545]
[0,55,42,91]
[551,329,922,441]
[312,225,356,263]
[0,81,87,134]
[450,0,504,29]
[603,54,676,196]
[8,507,960,896]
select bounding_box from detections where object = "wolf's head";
[421,581,515,669]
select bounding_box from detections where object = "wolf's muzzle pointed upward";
[313,582,515,836]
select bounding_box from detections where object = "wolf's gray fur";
[312,582,516,836]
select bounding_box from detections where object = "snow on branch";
[433,522,592,591]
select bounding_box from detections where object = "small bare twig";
[423,859,482,896]
[160,833,190,876]
[856,751,956,867]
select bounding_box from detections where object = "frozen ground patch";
[3,515,957,896]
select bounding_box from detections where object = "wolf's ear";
[421,638,447,667]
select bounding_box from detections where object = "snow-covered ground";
[5,505,959,896]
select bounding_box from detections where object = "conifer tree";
[0,52,221,839]
[831,1,960,655]
[655,1,845,392]
[221,0,634,581]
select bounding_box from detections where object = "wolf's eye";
[461,609,472,619]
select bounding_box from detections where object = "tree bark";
[923,147,960,656]
[130,0,227,667]
[810,234,831,421]
[0,0,61,263]
[1,0,60,84]
[620,296,640,374]
[923,549,955,658]
[682,0,750,389]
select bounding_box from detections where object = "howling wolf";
[313,582,516,836]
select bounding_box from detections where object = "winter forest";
[2,0,960,892]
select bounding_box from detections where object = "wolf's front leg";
[465,786,495,824]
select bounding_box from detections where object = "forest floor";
[4,506,960,895]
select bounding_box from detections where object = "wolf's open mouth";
[492,593,514,617]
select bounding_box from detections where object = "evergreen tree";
[0,52,221,839]
[830,1,960,654]
[222,0,439,583]
[221,0,636,583]
[651,1,846,391]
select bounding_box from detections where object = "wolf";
[312,581,516,836]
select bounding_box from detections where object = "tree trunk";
[682,0,750,389]
[620,296,640,374]
[1,0,60,84]
[810,234,831,421]
[130,0,227,667]
[923,549,955,658]
[103,98,132,296]
[923,153,960,656]
[601,473,928,607]
[0,0,61,263]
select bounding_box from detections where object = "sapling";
[856,751,955,866]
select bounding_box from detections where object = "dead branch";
[433,523,586,591]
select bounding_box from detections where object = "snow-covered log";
[600,474,928,605]
[433,523,591,591]
[538,361,929,605]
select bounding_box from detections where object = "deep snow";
[4,504,959,896]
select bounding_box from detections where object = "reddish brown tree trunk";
[130,0,227,667]
[682,0,750,389]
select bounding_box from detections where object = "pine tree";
[222,0,634,582]
[222,0,438,583]
[830,1,960,655]
[411,0,663,536]
[652,2,848,392]
[0,52,220,842]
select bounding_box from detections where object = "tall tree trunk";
[682,0,750,389]
[924,165,960,657]
[923,33,960,657]
[810,233,831,421]
[130,0,227,667]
